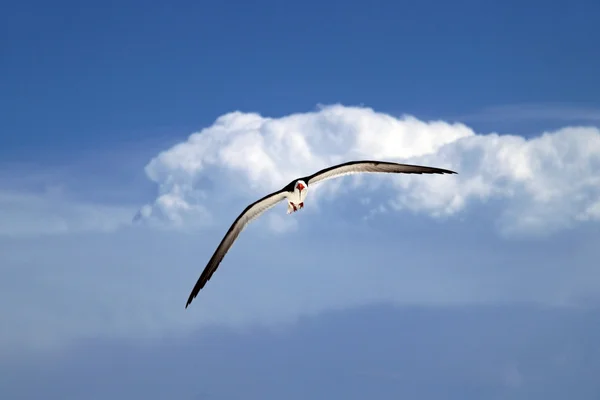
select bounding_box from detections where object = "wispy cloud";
[3,304,599,399]
[0,189,135,237]
[453,102,600,123]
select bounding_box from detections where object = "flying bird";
[185,160,457,308]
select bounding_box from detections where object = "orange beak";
[296,183,305,191]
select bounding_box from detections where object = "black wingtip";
[185,296,194,309]
[185,279,206,309]
[440,168,458,175]
[185,292,196,309]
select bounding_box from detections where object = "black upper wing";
[185,188,289,308]
[305,160,457,185]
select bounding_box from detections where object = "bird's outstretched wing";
[305,160,457,185]
[186,160,457,308]
[185,189,289,308]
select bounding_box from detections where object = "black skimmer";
[185,160,457,308]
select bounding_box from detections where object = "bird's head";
[295,180,306,193]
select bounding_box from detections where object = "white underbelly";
[298,190,307,203]
[287,191,307,204]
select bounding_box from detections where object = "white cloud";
[139,104,600,236]
[3,104,600,356]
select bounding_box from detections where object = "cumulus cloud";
[139,104,600,236]
[4,104,600,355]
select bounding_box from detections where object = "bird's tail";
[287,202,295,214]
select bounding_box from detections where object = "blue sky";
[2,0,600,399]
